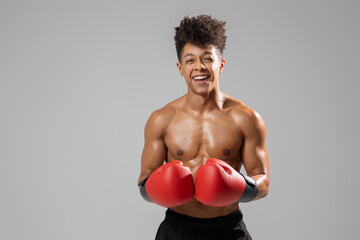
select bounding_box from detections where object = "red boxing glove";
[138,161,194,208]
[195,158,258,207]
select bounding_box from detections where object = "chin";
[187,82,215,95]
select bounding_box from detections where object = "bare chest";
[164,112,243,163]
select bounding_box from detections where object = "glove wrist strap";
[238,174,259,202]
[138,177,153,203]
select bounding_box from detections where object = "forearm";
[251,173,269,200]
[138,171,152,185]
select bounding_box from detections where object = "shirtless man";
[138,15,269,240]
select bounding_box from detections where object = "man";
[138,15,269,240]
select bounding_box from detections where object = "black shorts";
[155,209,252,240]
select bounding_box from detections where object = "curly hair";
[174,15,227,61]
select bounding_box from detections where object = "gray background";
[1,0,359,239]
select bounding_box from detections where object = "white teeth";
[193,75,209,80]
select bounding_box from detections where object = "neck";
[185,88,224,114]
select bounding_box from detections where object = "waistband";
[164,209,243,229]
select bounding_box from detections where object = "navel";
[223,149,230,155]
[177,149,184,156]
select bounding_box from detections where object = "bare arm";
[137,109,172,184]
[240,110,270,200]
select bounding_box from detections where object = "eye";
[185,59,194,64]
[204,57,213,62]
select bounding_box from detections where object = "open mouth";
[192,75,210,84]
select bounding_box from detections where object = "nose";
[194,60,206,71]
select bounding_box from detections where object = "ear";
[219,59,226,73]
[176,62,183,76]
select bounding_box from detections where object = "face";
[177,43,225,96]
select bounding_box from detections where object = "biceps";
[241,140,269,176]
[140,138,167,178]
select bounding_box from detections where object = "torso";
[162,94,250,218]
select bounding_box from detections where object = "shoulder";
[146,96,185,136]
[147,106,175,127]
[223,94,266,134]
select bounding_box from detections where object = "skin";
[138,43,269,218]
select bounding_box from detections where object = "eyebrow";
[183,51,213,59]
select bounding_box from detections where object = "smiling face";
[177,43,225,96]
